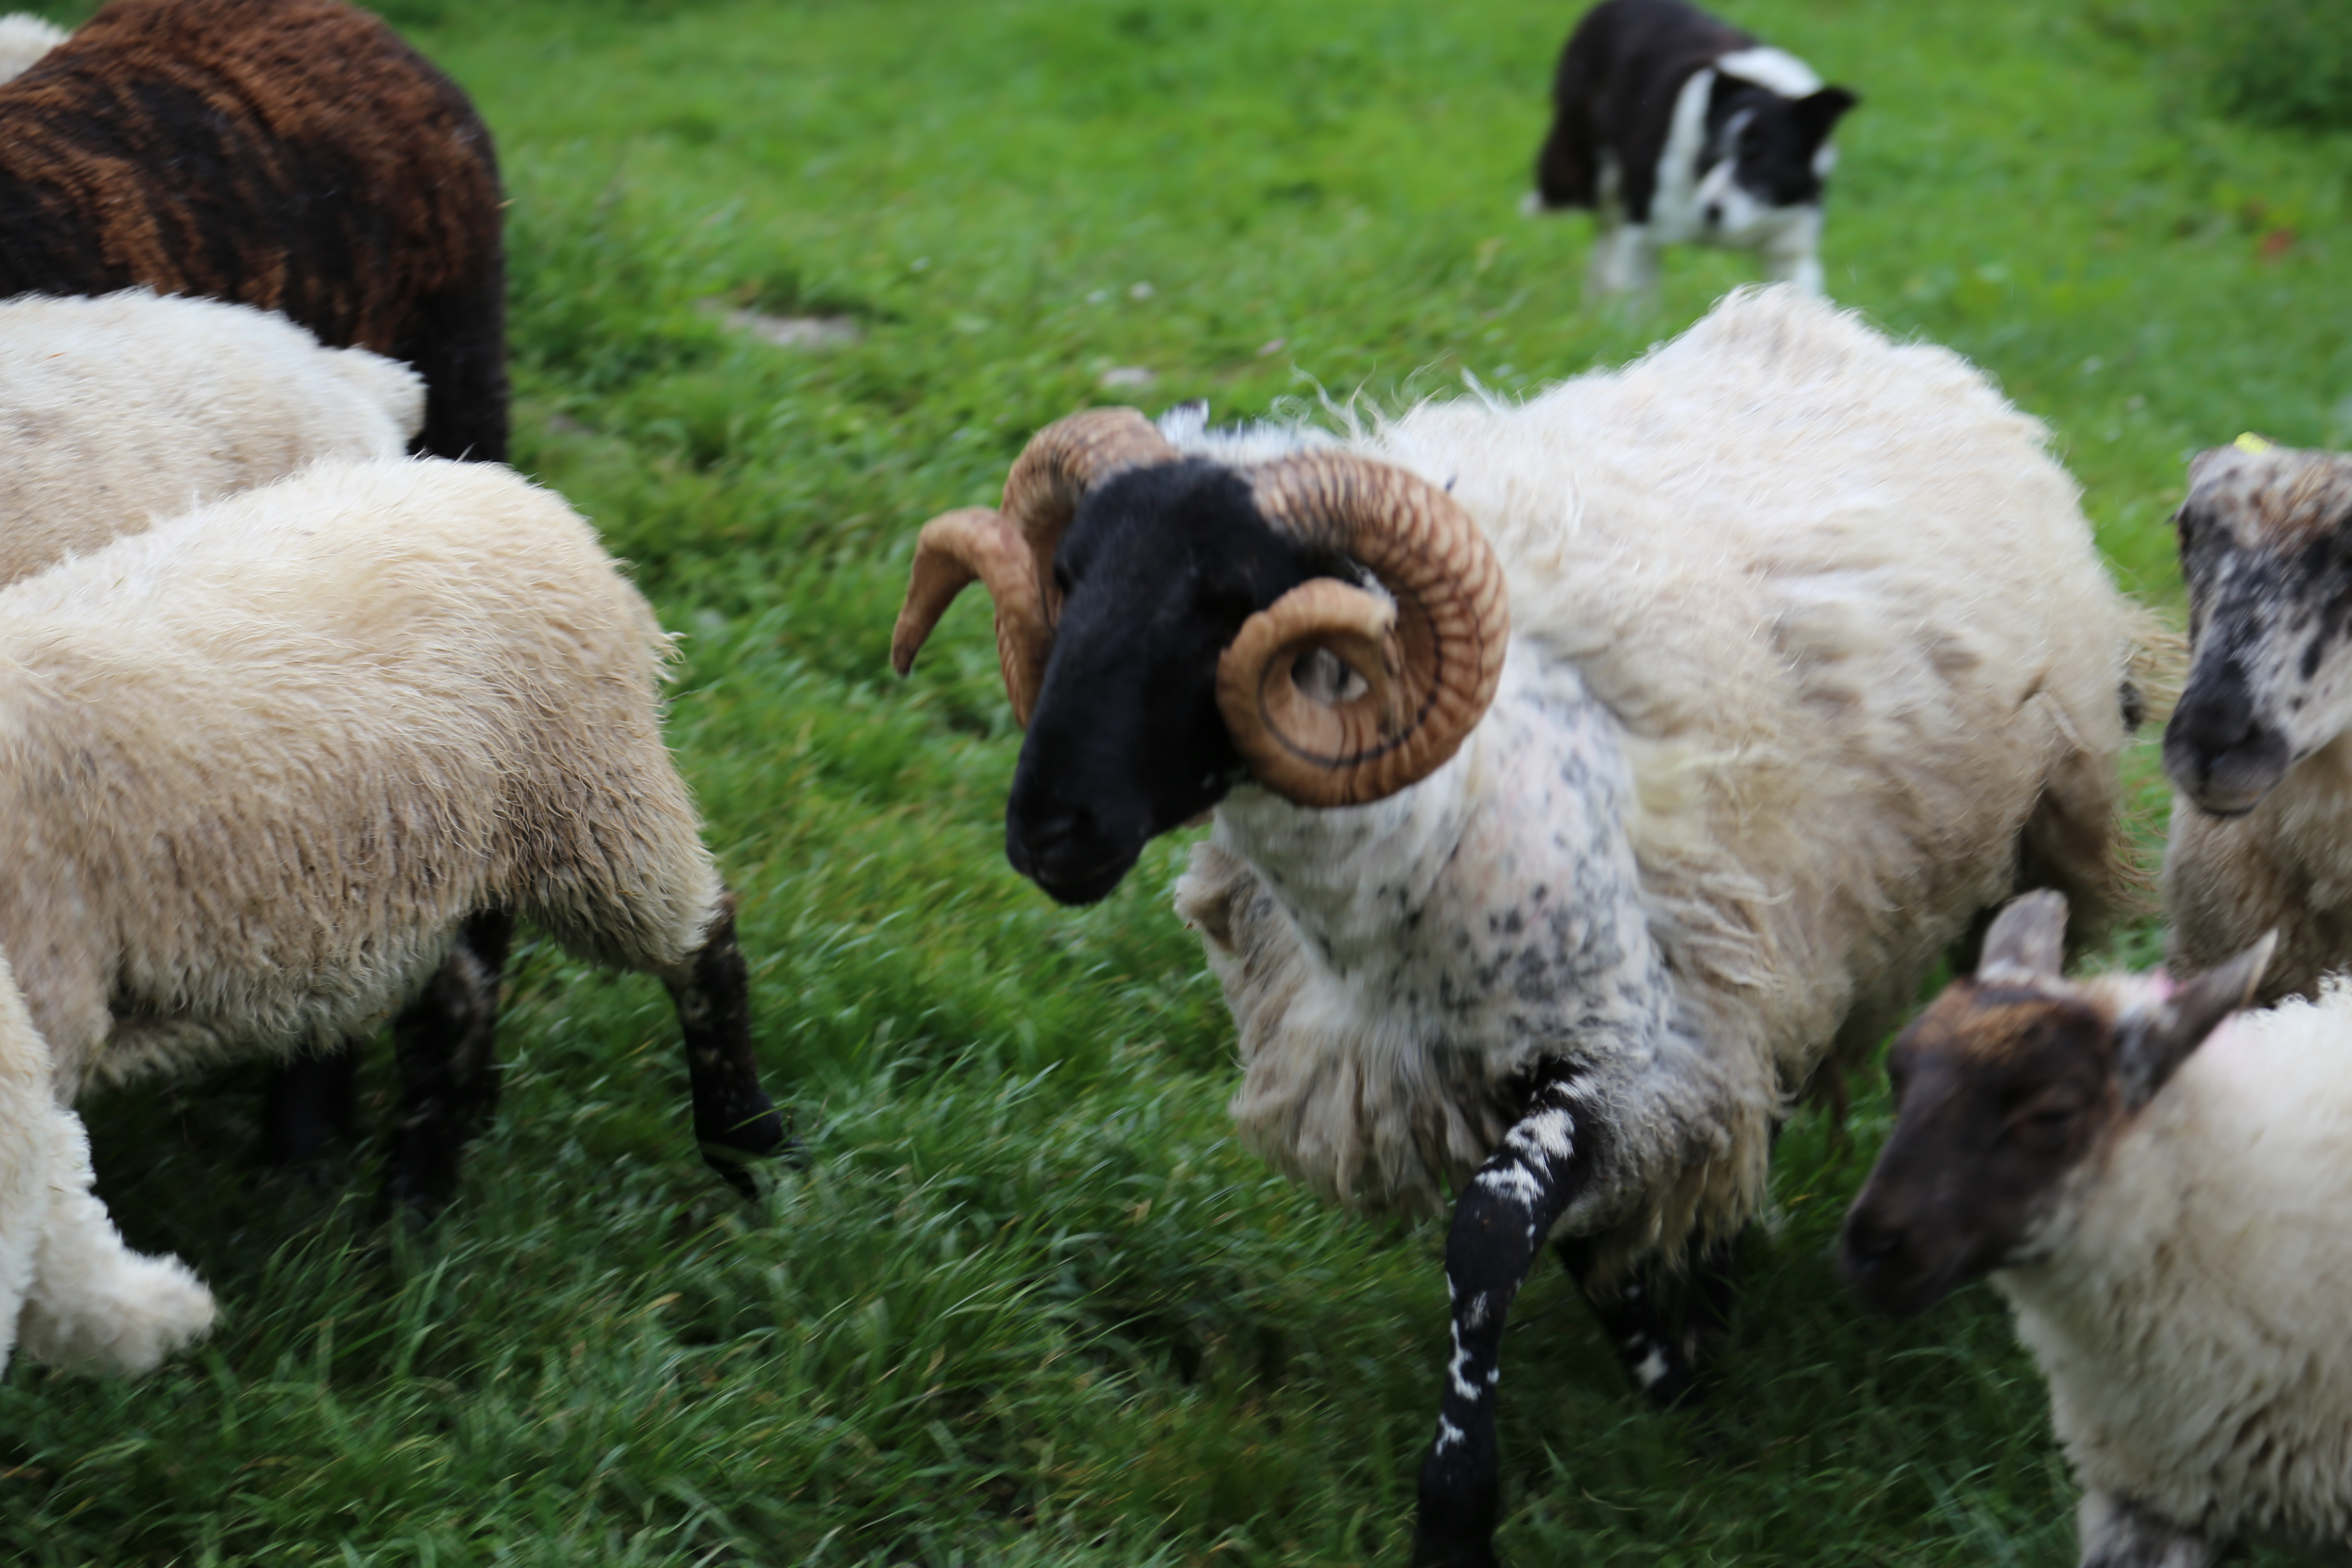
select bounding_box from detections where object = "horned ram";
[889,286,2153,1565]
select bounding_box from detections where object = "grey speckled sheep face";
[2167,444,2352,817]
[1006,459,1346,905]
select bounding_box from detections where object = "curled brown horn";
[890,407,1177,725]
[1220,450,1509,806]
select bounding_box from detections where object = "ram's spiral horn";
[890,407,1177,726]
[1220,450,1509,807]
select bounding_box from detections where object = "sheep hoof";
[697,1106,802,1199]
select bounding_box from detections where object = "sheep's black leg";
[664,892,791,1198]
[1554,1230,1743,1411]
[2078,1491,2224,1568]
[379,910,511,1219]
[1412,1061,1605,1568]
[261,1040,360,1167]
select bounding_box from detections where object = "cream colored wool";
[0,13,63,82]
[0,289,423,585]
[0,457,726,1369]
[1173,286,2146,1273]
[1997,977,2352,1556]
[0,948,212,1376]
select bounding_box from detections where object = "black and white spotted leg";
[1555,1229,1743,1411]
[1412,1061,1605,1568]
[664,891,793,1197]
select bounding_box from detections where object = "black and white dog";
[1525,0,1857,297]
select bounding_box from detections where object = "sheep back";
[0,0,505,461]
[1180,287,2142,1231]
[0,458,721,1090]
[0,289,423,584]
[1997,989,2352,1549]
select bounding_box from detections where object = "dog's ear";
[1795,86,1858,145]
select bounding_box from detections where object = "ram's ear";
[2116,932,2276,1108]
[1976,891,2068,983]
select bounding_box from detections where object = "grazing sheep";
[1839,890,2352,1567]
[0,0,514,1199]
[0,456,788,1372]
[2162,438,2352,1005]
[0,289,423,583]
[0,13,63,82]
[889,286,2149,1565]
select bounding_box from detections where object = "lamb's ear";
[1796,86,1859,144]
[1977,891,2069,983]
[2116,932,2277,1108]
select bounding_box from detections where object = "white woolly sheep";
[0,288,423,584]
[890,286,2152,1566]
[3,0,514,1195]
[2160,440,2352,1005]
[0,13,63,83]
[0,456,786,1375]
[1841,890,2352,1567]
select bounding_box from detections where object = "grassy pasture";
[5,0,2352,1561]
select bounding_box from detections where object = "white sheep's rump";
[1176,286,2141,1236]
[0,289,423,585]
[2000,984,2352,1552]
[0,13,64,83]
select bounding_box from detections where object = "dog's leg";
[1758,208,1827,296]
[1590,220,1658,297]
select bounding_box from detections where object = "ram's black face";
[1006,459,1336,906]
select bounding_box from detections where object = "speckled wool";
[1174,286,2148,1276]
[1997,978,2352,1556]
[0,289,423,585]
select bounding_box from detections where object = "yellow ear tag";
[2235,432,2275,454]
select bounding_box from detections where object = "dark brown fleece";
[0,0,507,462]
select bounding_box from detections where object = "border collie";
[1525,0,1857,297]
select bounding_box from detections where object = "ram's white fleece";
[0,289,423,585]
[1997,980,2352,1555]
[1174,287,2145,1273]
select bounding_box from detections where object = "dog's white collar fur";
[1713,46,1821,98]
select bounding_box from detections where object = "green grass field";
[6,0,2352,1562]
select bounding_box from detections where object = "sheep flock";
[8,2,2352,1566]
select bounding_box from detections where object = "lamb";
[888,286,2150,1565]
[0,456,788,1374]
[1839,890,2352,1566]
[2159,438,2352,1005]
[0,289,423,584]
